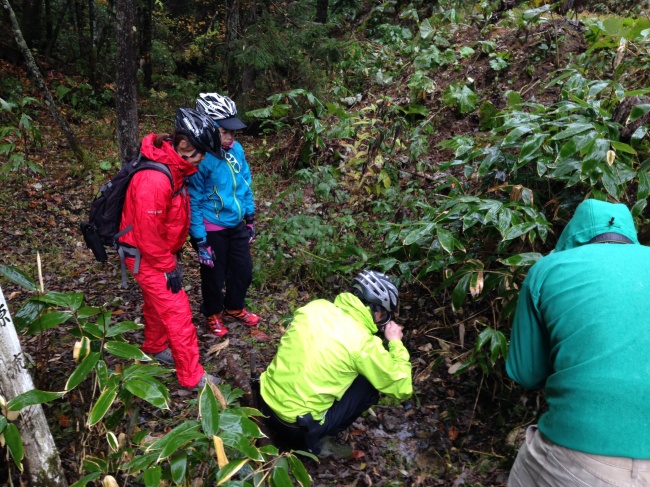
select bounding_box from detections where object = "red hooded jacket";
[119,134,198,273]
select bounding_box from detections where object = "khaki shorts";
[508,425,650,487]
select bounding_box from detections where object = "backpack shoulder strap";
[133,157,175,193]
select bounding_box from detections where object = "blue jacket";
[188,141,255,240]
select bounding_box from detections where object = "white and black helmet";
[174,107,221,157]
[352,270,399,313]
[196,93,247,131]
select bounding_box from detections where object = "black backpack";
[80,154,176,264]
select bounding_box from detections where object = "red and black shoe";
[207,313,228,337]
[223,308,260,327]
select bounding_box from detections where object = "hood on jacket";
[139,133,198,179]
[334,292,378,334]
[554,199,639,252]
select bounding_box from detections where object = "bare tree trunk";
[46,0,71,58]
[224,0,240,94]
[0,287,68,487]
[139,0,153,89]
[115,0,139,162]
[88,0,97,87]
[315,0,328,23]
[21,0,42,48]
[1,0,86,166]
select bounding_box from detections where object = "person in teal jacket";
[507,199,650,486]
[260,270,413,458]
[189,93,259,337]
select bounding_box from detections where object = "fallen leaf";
[352,450,366,459]
[250,329,271,341]
[207,338,230,355]
[448,425,459,441]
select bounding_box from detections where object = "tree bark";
[0,287,68,486]
[87,0,97,87]
[139,0,153,89]
[224,0,240,93]
[1,0,86,166]
[115,0,139,162]
[315,0,328,23]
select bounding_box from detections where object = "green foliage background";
[1,0,650,484]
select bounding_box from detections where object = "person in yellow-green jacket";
[260,270,413,458]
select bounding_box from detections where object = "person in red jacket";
[118,108,221,390]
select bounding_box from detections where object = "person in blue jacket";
[189,93,259,337]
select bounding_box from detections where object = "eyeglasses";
[181,148,201,160]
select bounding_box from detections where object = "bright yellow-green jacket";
[260,292,413,424]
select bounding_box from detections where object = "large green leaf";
[287,454,312,487]
[582,138,609,164]
[88,386,119,426]
[66,352,100,391]
[7,390,65,410]
[609,140,637,155]
[76,305,102,320]
[124,378,170,410]
[419,18,434,40]
[0,265,37,291]
[146,421,201,452]
[157,430,205,460]
[628,103,650,122]
[550,123,592,140]
[68,472,102,487]
[402,222,435,246]
[437,228,457,254]
[518,133,547,164]
[143,465,162,487]
[215,458,249,485]
[12,300,48,332]
[82,456,108,473]
[270,462,293,487]
[451,273,471,312]
[26,310,73,334]
[121,451,159,474]
[499,253,542,266]
[200,384,221,437]
[502,222,537,241]
[106,320,143,337]
[638,171,650,200]
[104,341,150,361]
[502,125,534,148]
[36,291,84,309]
[4,423,24,471]
[170,451,188,484]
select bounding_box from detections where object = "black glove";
[165,268,183,294]
[245,215,256,244]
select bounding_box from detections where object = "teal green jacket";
[260,293,413,424]
[506,199,650,458]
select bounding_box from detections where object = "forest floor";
[0,14,590,487]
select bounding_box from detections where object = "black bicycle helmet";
[174,107,221,157]
[195,93,247,131]
[352,270,399,313]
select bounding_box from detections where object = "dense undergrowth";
[1,0,650,485]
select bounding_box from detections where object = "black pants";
[197,221,252,316]
[261,375,379,454]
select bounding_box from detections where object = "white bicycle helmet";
[352,270,399,313]
[196,93,247,131]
